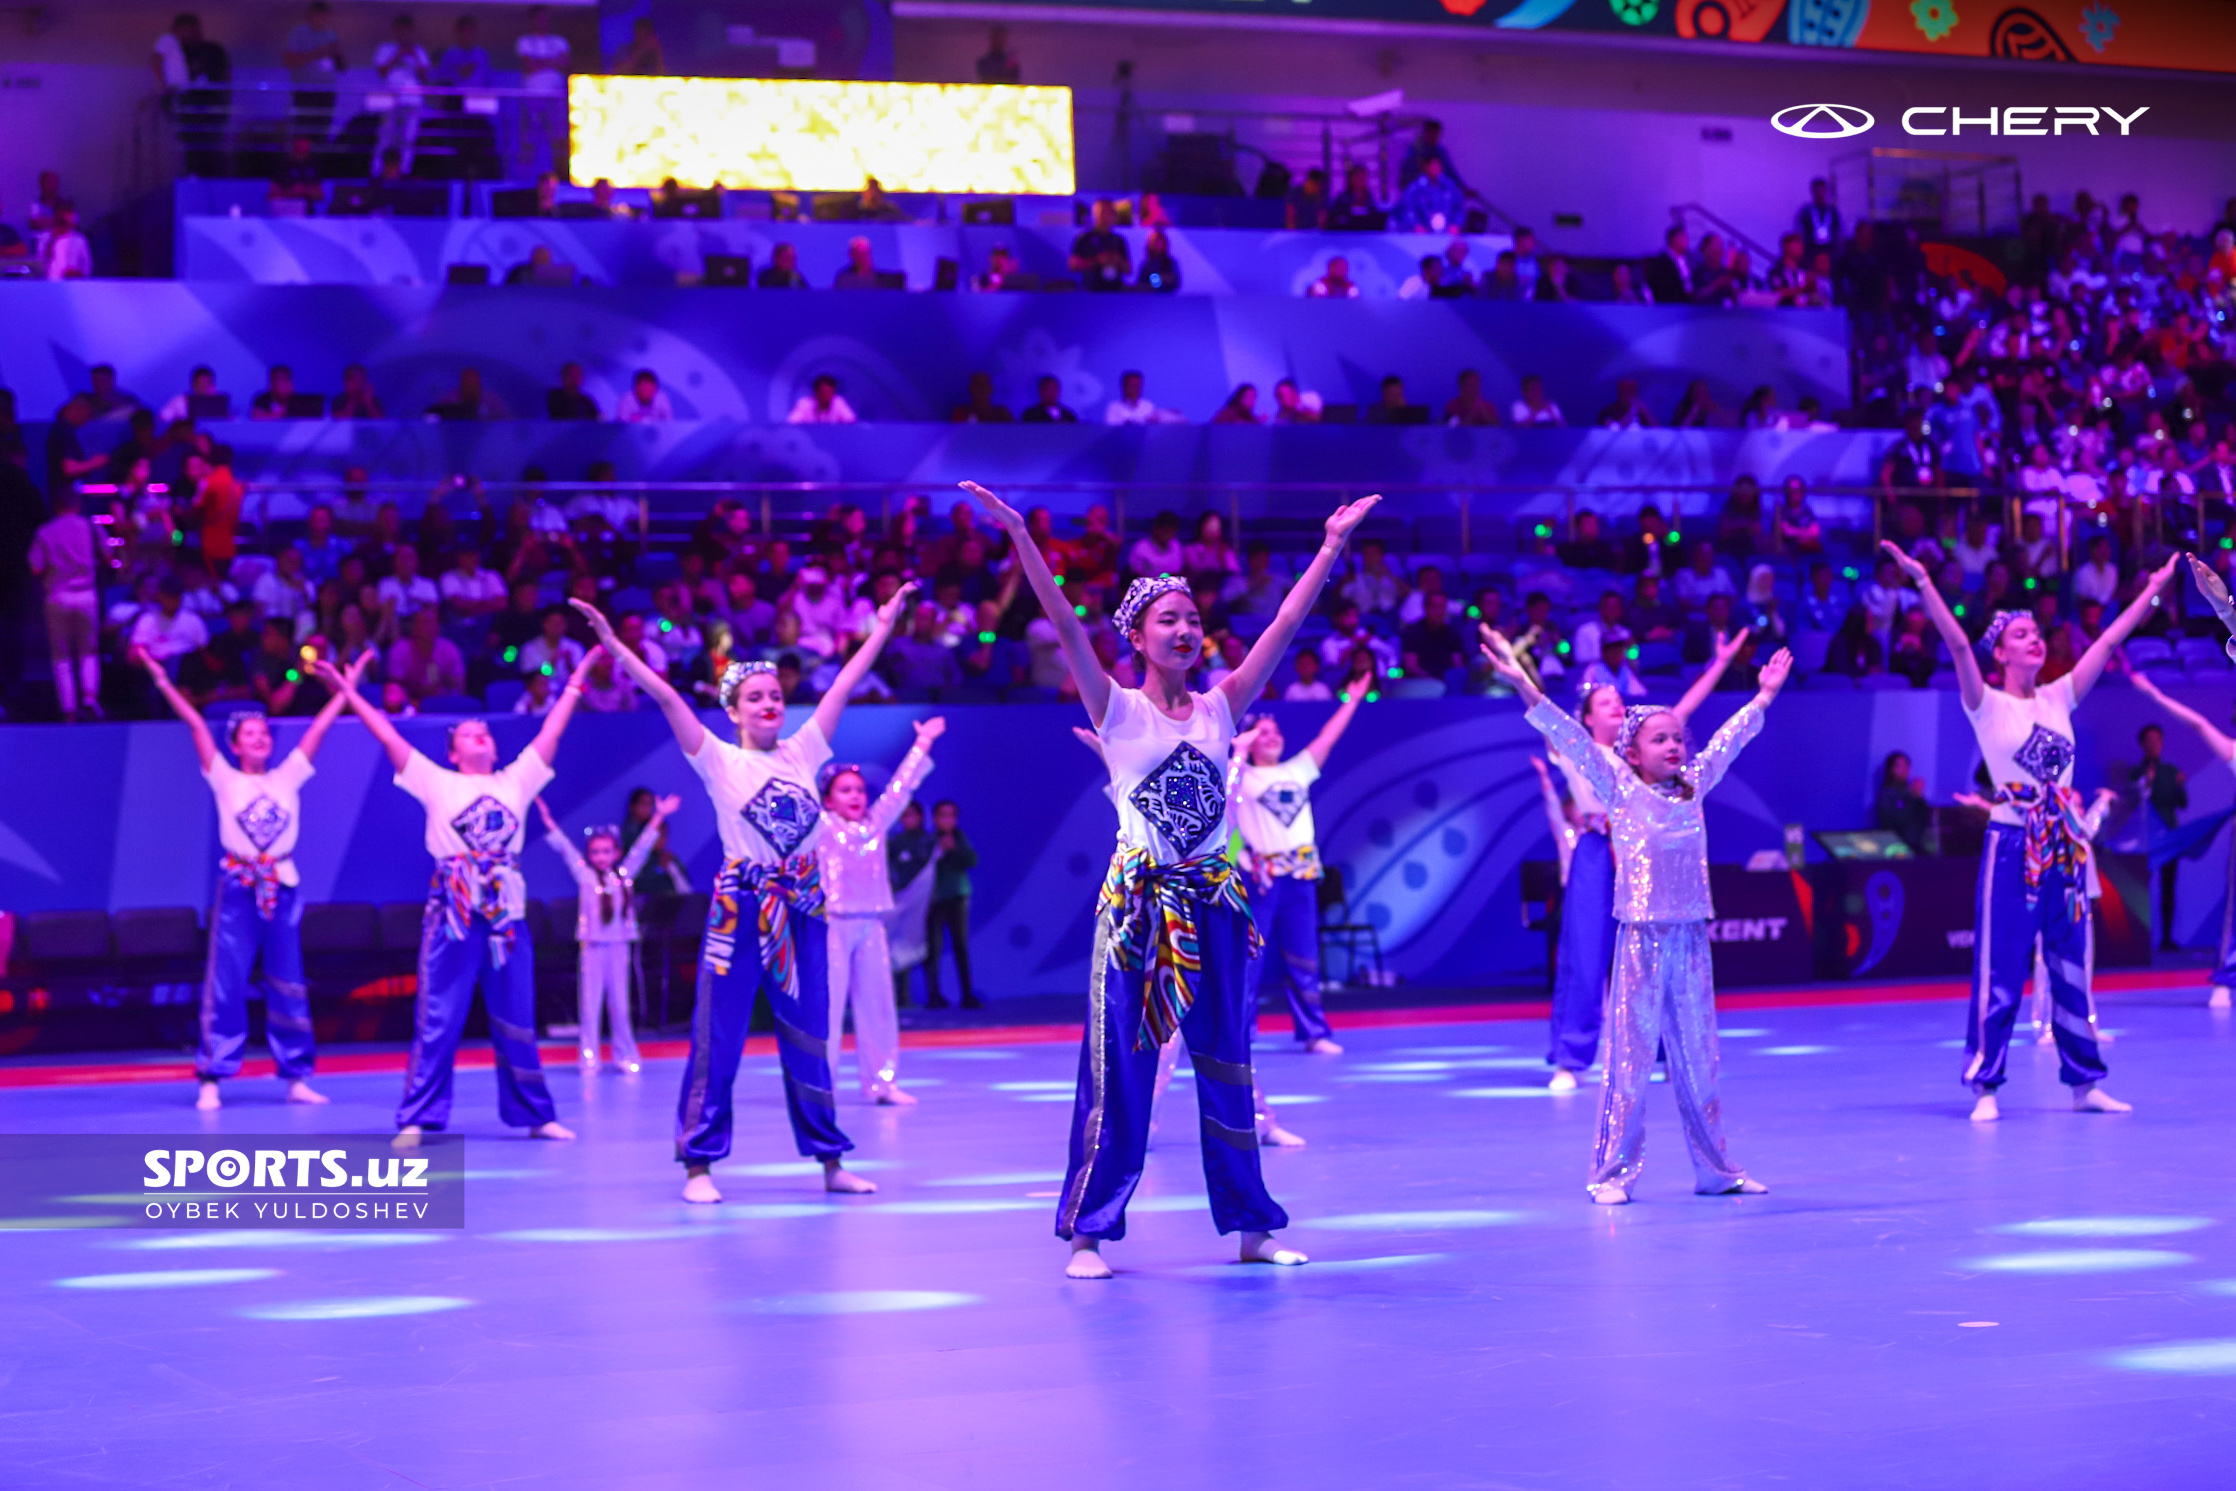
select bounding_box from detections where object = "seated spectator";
[1609,261,1648,305]
[1126,510,1185,578]
[252,544,314,625]
[1478,251,1525,301]
[1182,513,1241,588]
[157,366,225,425]
[1363,375,1418,426]
[1858,557,1915,648]
[1509,374,1564,427]
[1068,200,1130,290]
[1716,475,1764,558]
[1888,607,1937,687]
[1444,368,1499,427]
[1105,370,1177,426]
[1576,634,1649,700]
[1395,565,1452,626]
[1221,543,1285,615]
[1210,384,1263,425]
[439,546,505,617]
[1018,375,1076,424]
[2072,535,2120,609]
[386,608,465,701]
[1672,541,1734,612]
[952,371,1012,424]
[1340,538,1407,615]
[375,544,438,619]
[81,364,143,423]
[329,363,383,419]
[1643,225,1694,304]
[428,367,509,421]
[2013,511,2060,580]
[1285,167,1329,232]
[519,606,584,676]
[834,236,888,290]
[268,136,324,214]
[1669,380,1724,429]
[1284,648,1334,701]
[1271,378,1321,424]
[1307,255,1360,299]
[1137,229,1180,293]
[129,576,210,663]
[249,365,312,419]
[43,204,91,280]
[1060,504,1121,590]
[507,245,578,286]
[616,369,673,423]
[1318,600,1397,677]
[1325,165,1385,232]
[973,243,1025,292]
[1570,589,1632,667]
[1558,511,1619,571]
[1620,504,1674,577]
[1535,255,1578,303]
[1596,377,1655,430]
[757,242,808,288]
[788,374,858,425]
[1773,477,1823,556]
[546,361,599,420]
[1400,255,1446,302]
[576,650,638,712]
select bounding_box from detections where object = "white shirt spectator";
[440,567,507,611]
[517,29,569,93]
[373,41,430,99]
[45,224,92,281]
[1672,564,1736,612]
[153,30,189,88]
[1509,399,1566,427]
[130,606,209,661]
[1282,677,1334,702]
[792,583,854,657]
[252,568,313,621]
[787,393,858,425]
[518,632,585,677]
[1105,395,1180,426]
[616,388,674,424]
[1126,535,1186,577]
[2072,557,2120,608]
[377,572,440,617]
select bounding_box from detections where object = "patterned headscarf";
[1115,574,1192,637]
[223,709,269,747]
[816,761,865,798]
[1977,609,2031,656]
[1614,705,1674,758]
[718,659,779,709]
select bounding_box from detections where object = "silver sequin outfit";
[1523,700,1762,1195]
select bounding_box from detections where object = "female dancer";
[1880,540,2177,1121]
[317,652,599,1142]
[1543,630,1749,1093]
[567,588,913,1201]
[2176,552,2236,1009]
[2127,668,2236,1010]
[533,791,680,1074]
[1483,628,1788,1204]
[137,648,363,1110]
[1233,677,1369,1054]
[961,478,1376,1279]
[818,717,943,1105]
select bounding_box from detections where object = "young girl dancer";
[1482,627,1789,1205]
[1880,540,2178,1120]
[1233,677,1367,1055]
[1543,630,1749,1093]
[567,589,913,1201]
[818,717,943,1105]
[2127,668,2236,1009]
[138,648,363,1110]
[534,792,681,1074]
[318,652,599,1143]
[961,478,1376,1279]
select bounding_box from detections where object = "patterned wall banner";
[2,687,2228,992]
[178,217,1523,298]
[0,282,1852,445]
[945,0,2236,74]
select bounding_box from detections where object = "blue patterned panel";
[743,779,822,858]
[1256,780,1309,828]
[1130,742,1226,857]
[234,795,289,851]
[449,795,521,854]
[2011,725,2074,786]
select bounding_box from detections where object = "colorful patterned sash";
[219,852,284,921]
[1098,845,1260,1051]
[710,855,826,1000]
[1245,843,1324,890]
[433,851,521,965]
[1997,781,2091,922]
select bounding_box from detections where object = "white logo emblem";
[1771,104,1875,139]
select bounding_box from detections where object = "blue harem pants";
[396,903,557,1132]
[1966,823,2107,1093]
[1550,828,1613,1072]
[197,880,317,1082]
[1244,874,1333,1044]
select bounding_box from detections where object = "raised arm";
[2185,554,2236,661]
[1673,628,1747,724]
[134,646,219,771]
[1485,627,1621,803]
[813,580,919,744]
[1691,648,1791,795]
[314,658,416,772]
[965,480,1112,725]
[620,795,681,879]
[870,717,943,833]
[294,651,372,762]
[572,599,706,755]
[2070,553,2181,701]
[1218,496,1380,717]
[1479,625,1549,710]
[534,796,589,877]
[1302,669,1369,768]
[2131,669,2236,763]
[1881,540,1982,711]
[528,645,606,767]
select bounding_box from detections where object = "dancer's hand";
[339,649,373,695]
[1322,495,1381,551]
[1712,627,1748,667]
[1071,725,1105,762]
[872,580,921,635]
[654,793,683,819]
[1754,647,1794,702]
[912,714,947,749]
[565,644,605,691]
[958,481,1024,534]
[1478,624,1541,703]
[1879,539,1930,587]
[311,657,351,695]
[1528,755,1551,784]
[533,796,558,831]
[2129,666,2167,703]
[2144,552,2183,597]
[2186,552,2236,628]
[568,597,619,648]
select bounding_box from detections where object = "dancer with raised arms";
[1482,627,1789,1204]
[138,648,364,1110]
[2127,667,2236,1009]
[534,790,680,1075]
[1880,539,2178,1120]
[317,650,602,1143]
[961,478,1377,1279]
[568,587,915,1201]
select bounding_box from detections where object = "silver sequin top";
[1524,698,1764,924]
[815,744,934,915]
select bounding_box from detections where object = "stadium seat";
[1803,673,1856,691]
[2177,637,2228,672]
[18,910,111,963]
[419,693,484,715]
[377,903,426,951]
[1636,641,1682,675]
[2126,638,2174,667]
[484,679,527,713]
[608,587,654,615]
[1388,677,1447,699]
[300,902,381,954]
[1860,673,1912,691]
[634,553,682,585]
[112,906,202,958]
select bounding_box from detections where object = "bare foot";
[1239,1230,1308,1265]
[1258,1122,1308,1148]
[682,1168,722,1204]
[2213,986,2233,1010]
[822,1159,877,1194]
[1589,1184,1630,1206]
[1306,1037,1345,1055]
[532,1121,577,1140]
[1969,1093,2000,1123]
[392,1125,423,1150]
[284,1080,329,1105]
[1548,1069,1579,1094]
[873,1086,919,1106]
[1066,1237,1113,1279]
[194,1081,221,1111]
[2073,1084,2132,1114]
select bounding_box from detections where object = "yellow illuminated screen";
[568,77,1074,195]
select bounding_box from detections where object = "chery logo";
[1772,103,1874,139]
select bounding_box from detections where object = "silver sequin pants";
[1589,921,1747,1195]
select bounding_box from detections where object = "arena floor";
[5,987,2235,1490]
